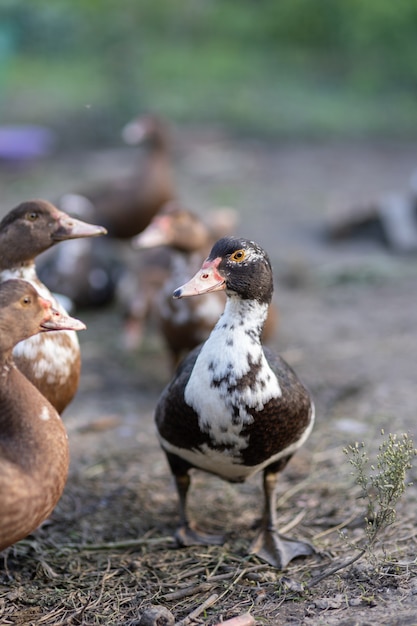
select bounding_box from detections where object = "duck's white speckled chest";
[184,297,281,446]
[13,331,78,382]
[1,267,79,382]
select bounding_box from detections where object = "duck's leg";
[250,468,315,569]
[173,473,224,546]
[166,453,224,547]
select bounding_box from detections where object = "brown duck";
[0,279,85,552]
[0,199,106,413]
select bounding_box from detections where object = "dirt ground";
[1,130,417,625]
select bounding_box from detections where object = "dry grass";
[2,433,417,626]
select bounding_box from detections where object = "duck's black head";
[174,236,274,305]
[209,237,273,303]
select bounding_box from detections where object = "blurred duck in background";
[39,114,178,310]
[116,245,174,352]
[118,202,236,365]
[59,114,177,239]
[132,202,237,369]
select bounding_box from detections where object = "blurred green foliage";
[1,0,417,143]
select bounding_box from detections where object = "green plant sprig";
[307,431,416,589]
[347,431,416,550]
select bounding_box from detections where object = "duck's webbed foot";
[250,528,315,569]
[175,523,225,547]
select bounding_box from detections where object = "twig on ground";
[61,536,176,551]
[279,510,306,535]
[212,613,255,626]
[312,512,359,540]
[162,583,213,601]
[306,549,366,589]
[175,593,219,626]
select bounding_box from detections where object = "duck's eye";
[27,212,39,221]
[20,295,32,307]
[230,249,246,262]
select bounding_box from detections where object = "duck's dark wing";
[155,345,210,451]
[238,347,314,467]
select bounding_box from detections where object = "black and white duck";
[155,236,315,569]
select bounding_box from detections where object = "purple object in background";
[0,125,56,162]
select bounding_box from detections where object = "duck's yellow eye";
[230,249,246,262]
[27,212,39,221]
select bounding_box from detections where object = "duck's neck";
[0,261,37,283]
[216,294,269,346]
[0,240,37,269]
[203,295,269,377]
[0,263,58,303]
[185,295,281,420]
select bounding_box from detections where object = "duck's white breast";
[184,300,281,447]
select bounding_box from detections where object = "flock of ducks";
[0,115,315,570]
